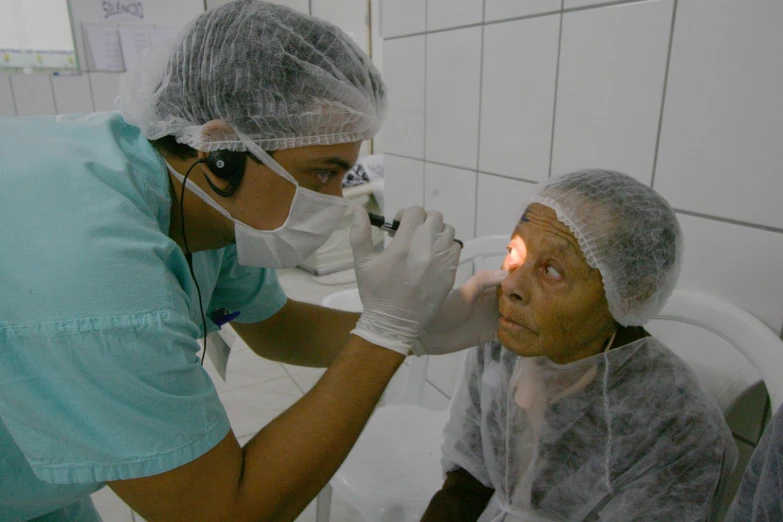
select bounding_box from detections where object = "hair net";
[527,169,683,326]
[116,0,387,152]
[442,339,736,522]
[726,402,783,521]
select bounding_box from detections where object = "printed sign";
[103,1,144,20]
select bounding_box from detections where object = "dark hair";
[151,135,196,160]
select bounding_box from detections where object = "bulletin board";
[0,0,79,72]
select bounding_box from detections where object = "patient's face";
[497,203,616,364]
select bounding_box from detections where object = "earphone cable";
[180,159,209,366]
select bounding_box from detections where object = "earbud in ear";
[204,150,246,197]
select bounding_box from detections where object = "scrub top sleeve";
[0,311,230,484]
[210,245,288,324]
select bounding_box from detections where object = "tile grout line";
[650,0,678,188]
[421,0,428,205]
[385,0,652,42]
[473,0,487,238]
[673,208,783,234]
[548,1,565,178]
[49,76,59,115]
[7,76,18,116]
[384,152,541,185]
[216,373,302,398]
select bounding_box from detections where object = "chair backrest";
[647,289,783,413]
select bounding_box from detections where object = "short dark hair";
[151,135,196,160]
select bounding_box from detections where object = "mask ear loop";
[178,158,210,366]
[234,129,299,185]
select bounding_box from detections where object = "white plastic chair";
[317,237,783,522]
[315,236,508,522]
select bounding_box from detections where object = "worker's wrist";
[351,310,421,356]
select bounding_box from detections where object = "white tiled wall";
[0,76,17,117]
[381,0,783,408]
[374,35,426,158]
[52,75,94,114]
[381,0,426,38]
[484,0,562,21]
[1,0,369,120]
[551,0,673,183]
[383,154,425,216]
[478,14,559,181]
[654,0,783,230]
[10,75,56,116]
[427,0,483,31]
[425,26,483,169]
[424,163,477,241]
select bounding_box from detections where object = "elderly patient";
[422,170,737,522]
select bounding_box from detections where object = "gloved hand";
[412,269,508,356]
[350,206,461,355]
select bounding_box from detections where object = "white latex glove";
[412,269,508,356]
[350,206,461,355]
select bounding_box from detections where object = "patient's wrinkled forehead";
[518,204,582,256]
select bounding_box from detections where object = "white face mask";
[166,136,349,269]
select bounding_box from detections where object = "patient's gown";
[441,337,737,522]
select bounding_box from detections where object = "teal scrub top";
[0,112,289,520]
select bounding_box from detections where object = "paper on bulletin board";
[118,27,151,70]
[83,24,125,71]
[150,28,179,50]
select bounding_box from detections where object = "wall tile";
[551,0,673,184]
[479,15,559,182]
[676,213,783,333]
[141,0,204,25]
[383,154,424,216]
[654,0,783,230]
[564,0,614,7]
[424,163,477,241]
[375,36,425,158]
[427,351,467,399]
[88,72,122,111]
[269,0,310,12]
[312,0,370,53]
[208,0,309,12]
[476,174,537,238]
[425,26,482,169]
[0,75,15,117]
[382,0,426,38]
[10,75,56,117]
[52,74,94,114]
[485,0,562,21]
[427,0,483,31]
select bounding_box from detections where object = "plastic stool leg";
[315,484,333,522]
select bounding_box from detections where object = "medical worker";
[0,1,503,520]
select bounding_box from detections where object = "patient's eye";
[505,244,523,267]
[544,263,564,281]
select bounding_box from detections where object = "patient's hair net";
[442,339,736,521]
[528,169,682,326]
[117,0,387,152]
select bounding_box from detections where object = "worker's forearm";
[234,334,405,521]
[233,301,361,367]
